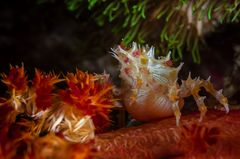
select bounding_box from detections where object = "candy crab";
[112,42,229,125]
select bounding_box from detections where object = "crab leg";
[168,82,182,126]
[180,74,209,121]
[172,101,181,126]
[201,77,229,113]
[188,80,208,122]
[180,74,229,122]
[192,94,207,122]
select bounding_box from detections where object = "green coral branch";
[39,0,240,63]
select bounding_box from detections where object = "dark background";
[0,0,120,75]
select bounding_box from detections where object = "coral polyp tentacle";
[32,69,63,112]
[57,69,115,140]
[113,42,229,125]
[1,65,28,113]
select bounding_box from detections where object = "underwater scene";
[0,0,240,158]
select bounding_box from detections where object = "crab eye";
[124,57,130,64]
[165,60,173,67]
[132,50,141,57]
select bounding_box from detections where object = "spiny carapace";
[112,42,229,125]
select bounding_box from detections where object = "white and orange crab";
[112,42,229,125]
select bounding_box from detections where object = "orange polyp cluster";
[1,66,114,120]
[32,69,62,111]
[1,65,64,114]
[0,65,115,146]
[1,65,28,95]
[61,69,114,131]
[0,116,96,159]
[179,123,220,155]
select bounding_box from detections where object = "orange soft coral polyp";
[32,69,62,111]
[0,66,115,145]
[62,69,114,120]
[1,65,29,113]
[1,65,28,94]
[56,69,115,138]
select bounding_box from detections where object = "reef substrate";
[95,109,240,159]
